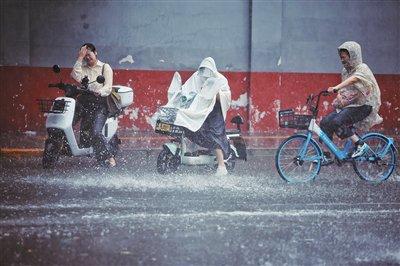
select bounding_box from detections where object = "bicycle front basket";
[279,109,312,130]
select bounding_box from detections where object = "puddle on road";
[1,204,399,228]
[19,171,278,194]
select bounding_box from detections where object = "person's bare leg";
[215,148,225,167]
[215,148,228,176]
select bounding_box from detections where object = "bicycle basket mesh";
[37,99,68,113]
[279,109,312,130]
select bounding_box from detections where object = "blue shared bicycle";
[275,90,397,183]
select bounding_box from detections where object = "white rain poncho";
[335,41,383,130]
[152,57,231,132]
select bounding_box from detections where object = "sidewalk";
[1,130,398,157]
[0,131,288,157]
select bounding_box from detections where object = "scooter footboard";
[230,136,247,161]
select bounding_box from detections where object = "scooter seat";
[226,129,241,135]
[184,150,213,157]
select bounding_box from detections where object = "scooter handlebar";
[48,82,97,97]
[48,83,63,88]
[48,82,83,90]
[48,82,83,97]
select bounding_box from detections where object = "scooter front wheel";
[157,149,180,174]
[108,134,121,157]
[42,138,61,169]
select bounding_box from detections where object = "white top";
[71,59,113,97]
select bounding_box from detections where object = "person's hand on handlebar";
[79,85,101,96]
[327,86,339,93]
[92,89,101,96]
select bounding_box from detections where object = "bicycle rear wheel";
[353,134,396,183]
[275,134,322,183]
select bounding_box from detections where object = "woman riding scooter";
[71,43,116,168]
[154,57,232,176]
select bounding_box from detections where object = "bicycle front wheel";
[353,134,396,183]
[275,134,322,183]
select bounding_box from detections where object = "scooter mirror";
[52,65,61,73]
[96,75,105,84]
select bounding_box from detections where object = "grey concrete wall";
[0,0,30,65]
[1,0,250,71]
[250,0,283,72]
[251,0,400,74]
[1,0,399,74]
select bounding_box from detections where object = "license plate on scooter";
[156,122,171,132]
[155,121,183,136]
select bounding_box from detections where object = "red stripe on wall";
[0,66,399,134]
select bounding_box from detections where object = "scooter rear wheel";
[157,149,180,174]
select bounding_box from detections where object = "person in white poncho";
[153,57,232,176]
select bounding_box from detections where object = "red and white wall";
[1,1,399,135]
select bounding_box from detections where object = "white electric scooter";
[38,65,133,169]
[154,107,247,174]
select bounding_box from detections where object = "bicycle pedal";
[321,159,334,166]
[335,159,344,166]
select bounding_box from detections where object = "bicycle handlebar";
[306,89,338,117]
[309,89,336,101]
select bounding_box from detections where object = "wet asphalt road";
[1,151,399,265]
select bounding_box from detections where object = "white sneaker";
[215,166,228,176]
[352,143,368,158]
[104,157,116,168]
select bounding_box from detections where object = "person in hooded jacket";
[321,41,382,159]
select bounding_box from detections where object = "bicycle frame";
[276,89,397,183]
[306,119,352,161]
[299,90,396,163]
[360,132,397,160]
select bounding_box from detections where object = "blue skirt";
[184,101,230,158]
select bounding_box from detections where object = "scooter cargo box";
[112,85,133,108]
